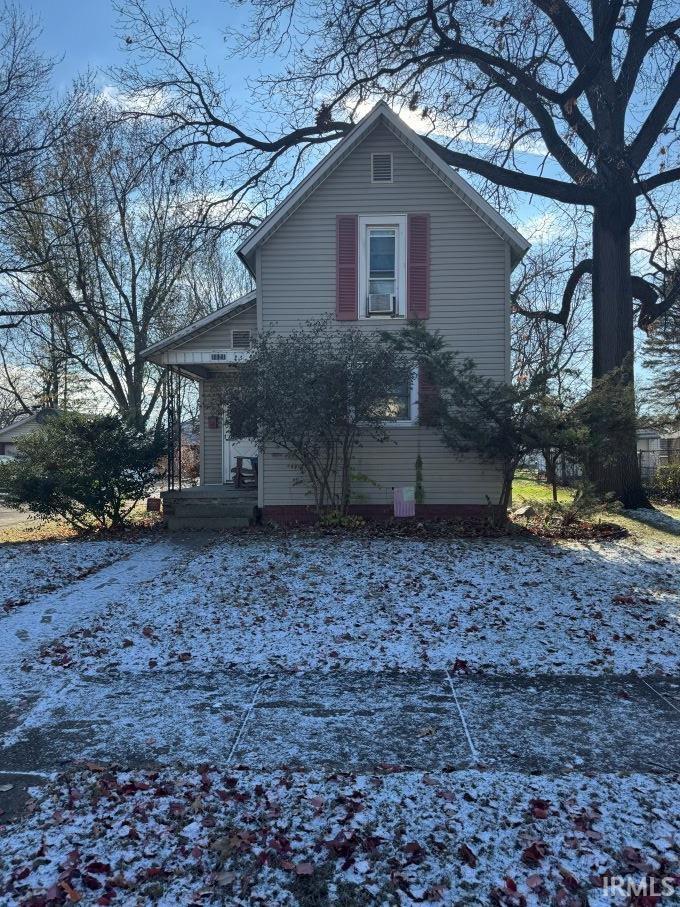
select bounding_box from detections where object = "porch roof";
[141,291,256,363]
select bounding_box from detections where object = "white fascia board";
[141,292,256,359]
[237,101,530,271]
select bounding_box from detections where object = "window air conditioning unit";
[367,293,396,316]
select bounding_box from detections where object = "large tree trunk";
[590,205,647,508]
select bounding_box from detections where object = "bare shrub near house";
[224,319,411,515]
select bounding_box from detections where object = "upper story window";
[358,215,406,318]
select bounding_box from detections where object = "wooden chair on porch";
[231,456,258,488]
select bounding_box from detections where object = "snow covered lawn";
[2,530,679,906]
[1,765,678,906]
[0,538,139,611]
[34,532,680,677]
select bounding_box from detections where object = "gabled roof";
[141,291,256,359]
[237,101,530,272]
[0,408,59,440]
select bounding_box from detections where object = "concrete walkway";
[1,670,678,780]
[0,532,216,817]
[0,533,213,697]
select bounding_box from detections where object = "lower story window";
[371,371,417,424]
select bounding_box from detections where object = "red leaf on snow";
[81,875,102,891]
[85,862,111,875]
[529,798,551,819]
[526,874,543,890]
[178,652,192,662]
[59,880,83,902]
[295,862,314,876]
[451,658,470,674]
[403,841,426,863]
[558,866,580,891]
[459,843,478,868]
[522,841,548,866]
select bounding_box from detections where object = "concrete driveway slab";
[453,674,680,773]
[640,675,680,714]
[232,670,472,771]
[0,670,259,772]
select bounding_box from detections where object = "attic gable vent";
[232,329,252,349]
[371,153,393,183]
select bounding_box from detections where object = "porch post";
[177,370,182,491]
[167,369,175,491]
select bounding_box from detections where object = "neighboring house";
[0,409,59,460]
[144,102,529,527]
[660,430,680,464]
[637,428,662,481]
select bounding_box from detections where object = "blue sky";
[28,0,255,91]
[27,0,561,233]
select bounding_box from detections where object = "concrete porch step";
[166,515,252,530]
[169,501,255,518]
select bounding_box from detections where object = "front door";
[223,430,258,484]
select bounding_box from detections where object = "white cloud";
[346,98,548,157]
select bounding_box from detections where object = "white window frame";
[387,369,419,426]
[358,214,407,319]
[362,368,418,427]
[371,152,393,184]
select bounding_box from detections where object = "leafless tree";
[115,0,680,504]
[512,226,591,400]
[4,100,223,431]
[0,4,83,327]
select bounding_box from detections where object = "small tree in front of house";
[533,394,588,502]
[573,358,639,497]
[390,323,588,521]
[0,413,164,531]
[225,319,411,515]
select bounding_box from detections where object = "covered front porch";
[141,291,260,529]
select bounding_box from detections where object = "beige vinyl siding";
[200,379,224,485]
[258,120,508,507]
[264,433,503,507]
[179,303,256,352]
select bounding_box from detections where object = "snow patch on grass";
[33,534,680,677]
[1,765,677,905]
[0,539,138,611]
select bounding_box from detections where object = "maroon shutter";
[407,213,430,319]
[418,365,439,426]
[336,214,358,320]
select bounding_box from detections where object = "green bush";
[0,413,164,531]
[318,510,366,530]
[652,463,680,503]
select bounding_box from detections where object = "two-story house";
[144,102,529,528]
